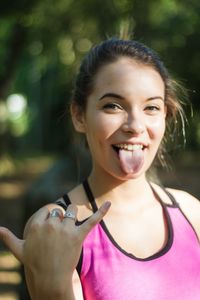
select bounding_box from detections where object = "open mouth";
[112,143,147,174]
[112,144,146,155]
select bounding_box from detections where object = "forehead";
[91,58,165,98]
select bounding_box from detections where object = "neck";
[88,170,152,206]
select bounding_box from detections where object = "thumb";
[0,227,24,263]
[82,201,111,237]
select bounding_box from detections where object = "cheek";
[147,117,166,140]
[89,113,122,139]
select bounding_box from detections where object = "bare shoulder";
[166,187,200,239]
[166,187,200,207]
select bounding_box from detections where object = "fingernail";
[102,201,111,209]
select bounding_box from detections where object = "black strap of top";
[162,187,179,207]
[149,184,178,209]
[83,178,179,209]
[57,179,178,214]
[56,179,177,276]
[55,194,72,210]
[56,180,96,212]
[153,184,179,207]
[82,179,98,212]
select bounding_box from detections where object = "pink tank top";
[77,180,200,300]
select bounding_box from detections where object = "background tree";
[0,0,200,160]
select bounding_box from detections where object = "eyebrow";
[147,96,164,101]
[99,93,124,101]
[98,93,164,101]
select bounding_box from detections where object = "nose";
[122,110,145,135]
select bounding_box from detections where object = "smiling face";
[72,58,166,181]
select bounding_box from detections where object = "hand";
[0,201,111,299]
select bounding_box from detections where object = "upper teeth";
[115,144,143,151]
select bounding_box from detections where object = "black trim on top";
[63,194,72,207]
[82,179,175,261]
[157,186,180,208]
[160,187,200,244]
[55,194,72,210]
[76,248,83,275]
[83,179,97,211]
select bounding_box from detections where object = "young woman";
[1,39,200,300]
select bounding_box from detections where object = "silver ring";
[64,211,76,221]
[49,209,62,218]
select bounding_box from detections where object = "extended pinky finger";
[81,201,111,236]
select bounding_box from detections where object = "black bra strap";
[150,183,179,207]
[82,179,98,212]
[162,187,179,207]
[83,178,179,210]
[55,194,72,210]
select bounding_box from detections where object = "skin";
[77,58,166,181]
[0,57,200,299]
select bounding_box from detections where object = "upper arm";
[73,270,84,300]
[167,188,200,239]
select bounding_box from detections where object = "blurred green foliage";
[0,0,200,158]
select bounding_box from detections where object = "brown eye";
[145,105,160,112]
[103,103,123,111]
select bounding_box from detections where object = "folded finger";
[24,204,66,238]
[62,204,78,224]
[47,208,64,221]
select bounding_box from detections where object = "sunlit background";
[0,0,200,299]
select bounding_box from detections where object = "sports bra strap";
[83,179,98,212]
[55,194,72,210]
[158,185,179,207]
[83,179,179,210]
[56,180,179,213]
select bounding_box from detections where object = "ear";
[70,101,86,133]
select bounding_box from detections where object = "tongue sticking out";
[119,148,144,174]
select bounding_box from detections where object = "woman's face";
[73,58,166,181]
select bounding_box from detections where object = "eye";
[103,103,123,111]
[145,105,160,113]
